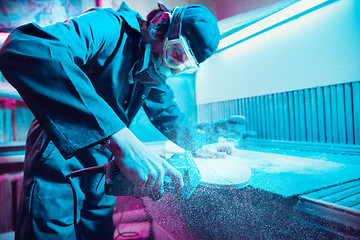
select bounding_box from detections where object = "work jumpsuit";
[0,3,206,239]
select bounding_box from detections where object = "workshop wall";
[195,0,360,148]
[215,0,281,20]
[196,0,360,104]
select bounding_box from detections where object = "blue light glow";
[218,0,335,51]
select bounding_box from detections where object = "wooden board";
[194,156,251,189]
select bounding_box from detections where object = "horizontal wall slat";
[260,96,266,139]
[337,84,346,144]
[324,86,333,143]
[344,83,354,145]
[288,91,295,141]
[317,87,326,143]
[310,88,318,142]
[330,85,339,144]
[299,90,306,142]
[197,80,360,148]
[305,89,312,142]
[353,82,360,145]
[283,92,290,141]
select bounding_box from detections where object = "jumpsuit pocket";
[30,177,84,224]
[30,140,85,224]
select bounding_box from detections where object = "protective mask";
[134,43,170,86]
[129,6,199,86]
[157,6,199,75]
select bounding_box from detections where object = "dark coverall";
[0,3,206,239]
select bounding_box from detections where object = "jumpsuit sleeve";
[0,8,125,159]
[143,83,213,153]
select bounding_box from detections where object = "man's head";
[135,2,220,86]
[147,2,220,67]
[178,4,221,64]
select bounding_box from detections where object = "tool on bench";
[66,151,202,199]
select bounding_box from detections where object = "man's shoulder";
[115,2,143,32]
[116,2,142,18]
[81,7,120,18]
[83,2,142,25]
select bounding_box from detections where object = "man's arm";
[143,83,210,152]
[108,128,183,200]
[0,8,184,200]
[0,8,125,159]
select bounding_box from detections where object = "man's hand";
[194,142,235,159]
[107,128,184,200]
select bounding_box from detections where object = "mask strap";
[137,26,153,74]
[139,43,151,72]
[167,6,186,40]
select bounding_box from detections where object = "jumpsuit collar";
[117,2,143,33]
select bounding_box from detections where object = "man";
[0,1,222,239]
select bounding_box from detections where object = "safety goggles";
[161,35,199,74]
[157,5,200,75]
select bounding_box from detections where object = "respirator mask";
[132,5,199,86]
